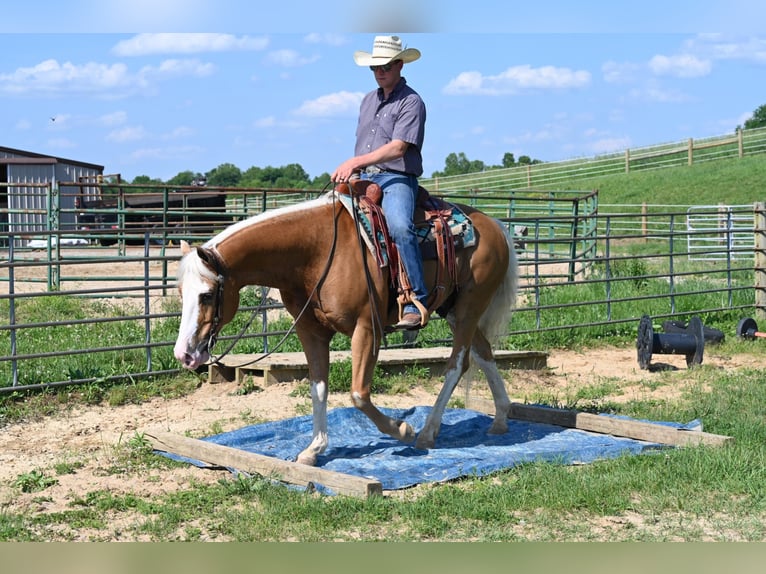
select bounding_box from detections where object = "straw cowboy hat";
[353,35,421,66]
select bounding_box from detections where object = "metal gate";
[686,205,753,260]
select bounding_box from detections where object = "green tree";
[741,103,766,130]
[312,172,332,189]
[502,152,516,168]
[130,174,158,185]
[166,171,197,186]
[206,163,242,187]
[433,152,486,177]
[127,174,162,193]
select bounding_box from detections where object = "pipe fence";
[1,197,763,394]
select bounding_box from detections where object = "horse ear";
[180,240,192,255]
[195,246,215,267]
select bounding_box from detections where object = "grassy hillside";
[551,154,766,208]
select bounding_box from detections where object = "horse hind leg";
[470,330,511,435]
[415,344,469,450]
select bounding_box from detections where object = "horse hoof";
[415,434,434,450]
[488,420,508,435]
[296,451,317,466]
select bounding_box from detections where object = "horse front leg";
[294,335,331,467]
[351,325,415,443]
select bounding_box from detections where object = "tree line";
[126,151,542,190]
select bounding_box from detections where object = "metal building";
[0,146,103,246]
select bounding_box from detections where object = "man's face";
[370,59,403,91]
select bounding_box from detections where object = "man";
[332,35,428,330]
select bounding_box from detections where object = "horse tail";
[478,219,518,345]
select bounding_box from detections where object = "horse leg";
[470,330,511,435]
[350,325,415,443]
[415,306,478,449]
[294,331,332,467]
[415,339,470,450]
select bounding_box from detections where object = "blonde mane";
[205,193,335,249]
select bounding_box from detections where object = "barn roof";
[0,145,103,171]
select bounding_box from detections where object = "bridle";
[196,247,227,356]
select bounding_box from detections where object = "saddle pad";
[335,192,476,267]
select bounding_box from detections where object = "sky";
[2,1,766,182]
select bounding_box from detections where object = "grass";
[554,154,766,208]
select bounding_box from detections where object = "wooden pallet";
[207,347,548,386]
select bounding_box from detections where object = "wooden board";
[208,348,548,385]
[145,430,382,498]
[466,397,733,447]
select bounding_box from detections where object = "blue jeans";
[361,172,428,313]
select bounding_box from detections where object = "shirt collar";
[377,77,407,101]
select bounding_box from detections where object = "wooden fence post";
[625,149,630,173]
[738,129,744,158]
[688,138,694,166]
[755,202,766,321]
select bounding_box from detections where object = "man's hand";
[331,159,361,182]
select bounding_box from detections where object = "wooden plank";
[208,348,548,385]
[145,430,383,498]
[466,397,733,447]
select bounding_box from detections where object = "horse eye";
[199,292,214,306]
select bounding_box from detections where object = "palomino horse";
[173,190,517,466]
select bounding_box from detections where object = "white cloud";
[0,59,130,94]
[142,59,216,78]
[254,116,277,128]
[684,34,766,63]
[588,136,632,155]
[129,145,204,161]
[265,49,320,67]
[106,126,147,143]
[629,85,691,103]
[602,60,642,83]
[293,90,364,117]
[99,111,128,127]
[649,54,711,78]
[112,33,269,56]
[0,55,212,97]
[162,126,195,140]
[46,137,77,149]
[304,33,347,46]
[444,65,591,96]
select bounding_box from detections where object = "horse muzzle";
[174,336,213,370]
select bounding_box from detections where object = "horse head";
[173,240,240,369]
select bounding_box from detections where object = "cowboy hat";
[353,35,421,66]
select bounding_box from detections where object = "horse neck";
[213,201,339,290]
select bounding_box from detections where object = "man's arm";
[332,139,410,182]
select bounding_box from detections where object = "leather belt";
[363,166,411,176]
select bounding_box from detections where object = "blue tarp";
[160,406,700,495]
